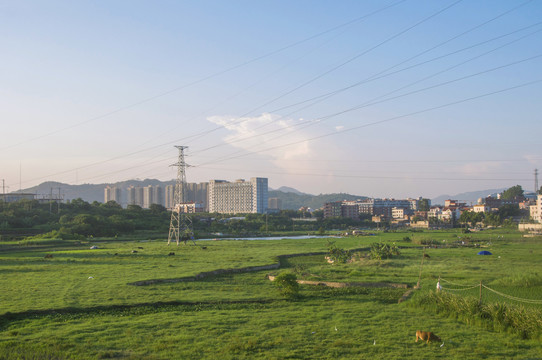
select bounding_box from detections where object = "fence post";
[479,280,482,305]
[416,247,425,288]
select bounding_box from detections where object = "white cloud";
[453,161,503,177]
[207,113,313,171]
[523,154,541,166]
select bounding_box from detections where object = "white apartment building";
[208,178,268,214]
[165,184,175,209]
[391,207,407,219]
[104,186,121,204]
[428,207,442,219]
[530,194,542,223]
[143,186,153,208]
[141,185,163,208]
[126,186,136,206]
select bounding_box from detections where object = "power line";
[1,0,406,152]
[194,43,542,160]
[197,79,542,167]
[195,166,532,182]
[192,20,542,157]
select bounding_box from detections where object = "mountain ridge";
[13,181,511,210]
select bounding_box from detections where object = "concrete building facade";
[530,194,542,223]
[104,186,121,204]
[165,182,208,211]
[208,177,268,214]
[268,197,282,211]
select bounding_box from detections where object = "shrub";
[326,241,351,263]
[369,242,400,260]
[273,273,300,299]
[414,237,439,246]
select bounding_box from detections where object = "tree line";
[0,183,533,240]
[0,199,374,240]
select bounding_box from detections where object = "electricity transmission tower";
[168,146,194,245]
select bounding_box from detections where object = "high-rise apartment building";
[141,185,163,208]
[268,197,282,210]
[165,184,175,209]
[152,185,163,207]
[165,182,208,210]
[143,186,153,209]
[208,177,268,214]
[104,186,121,204]
[126,186,136,206]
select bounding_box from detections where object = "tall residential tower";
[208,178,268,214]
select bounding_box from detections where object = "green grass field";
[1,230,541,359]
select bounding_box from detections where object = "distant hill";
[275,186,306,195]
[18,181,515,210]
[20,179,175,204]
[18,181,366,210]
[268,191,367,210]
[431,188,506,206]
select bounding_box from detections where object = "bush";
[415,237,439,246]
[273,273,300,299]
[369,242,400,260]
[326,241,351,263]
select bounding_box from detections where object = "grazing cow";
[415,331,441,344]
[131,250,138,254]
[114,253,118,256]
[137,246,144,249]
[201,246,207,250]
[44,254,53,259]
[168,252,175,256]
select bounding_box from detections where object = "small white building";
[392,207,407,219]
[428,207,442,219]
[472,204,490,213]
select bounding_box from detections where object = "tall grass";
[492,273,542,287]
[413,290,542,339]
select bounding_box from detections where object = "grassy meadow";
[0,230,541,359]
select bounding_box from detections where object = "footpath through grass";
[0,230,541,359]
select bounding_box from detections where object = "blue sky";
[1,0,541,198]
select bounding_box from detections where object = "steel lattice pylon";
[168,146,194,245]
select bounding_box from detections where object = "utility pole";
[1,179,5,210]
[58,187,61,214]
[535,169,539,194]
[168,146,194,245]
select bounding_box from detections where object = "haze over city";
[2,0,541,199]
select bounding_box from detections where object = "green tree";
[418,198,431,211]
[501,185,524,200]
[498,204,521,218]
[459,211,484,227]
[312,209,324,221]
[484,213,501,226]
